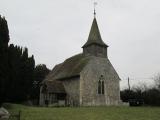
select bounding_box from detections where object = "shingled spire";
[82,18,107,48]
[82,18,108,58]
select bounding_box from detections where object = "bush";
[121,88,160,106]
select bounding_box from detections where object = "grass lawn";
[5,104,160,120]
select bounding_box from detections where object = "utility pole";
[128,77,131,91]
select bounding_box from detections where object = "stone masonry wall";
[62,77,80,106]
[80,56,120,106]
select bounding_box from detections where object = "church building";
[39,15,121,106]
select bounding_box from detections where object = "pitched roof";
[45,80,66,93]
[44,53,91,81]
[82,18,108,48]
[43,63,63,82]
[54,53,91,80]
[42,53,91,93]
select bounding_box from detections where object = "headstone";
[0,107,10,119]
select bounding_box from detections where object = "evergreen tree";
[7,44,23,102]
[0,15,10,105]
[0,15,48,105]
[31,64,50,103]
[7,46,35,102]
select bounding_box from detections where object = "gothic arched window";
[98,80,101,94]
[102,81,104,94]
[97,75,105,94]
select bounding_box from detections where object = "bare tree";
[154,73,160,89]
[137,82,149,91]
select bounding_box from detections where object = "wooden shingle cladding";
[82,18,108,48]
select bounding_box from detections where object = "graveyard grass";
[6,103,160,120]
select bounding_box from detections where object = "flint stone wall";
[80,56,120,106]
[62,77,80,106]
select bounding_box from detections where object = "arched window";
[98,80,101,94]
[97,75,105,94]
[102,81,104,94]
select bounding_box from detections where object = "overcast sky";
[0,0,160,89]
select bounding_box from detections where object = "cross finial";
[94,1,97,18]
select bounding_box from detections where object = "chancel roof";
[54,54,90,80]
[44,53,91,81]
[42,54,90,93]
[45,80,66,93]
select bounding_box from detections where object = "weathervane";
[94,1,98,18]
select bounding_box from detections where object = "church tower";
[82,17,108,58]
